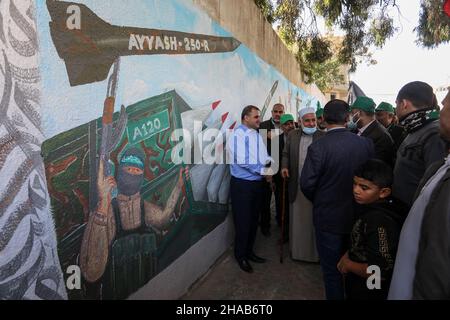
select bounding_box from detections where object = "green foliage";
[298,52,345,91]
[253,0,449,91]
[416,0,450,48]
[254,0,276,23]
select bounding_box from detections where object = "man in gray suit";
[281,107,324,262]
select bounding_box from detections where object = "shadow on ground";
[182,217,325,300]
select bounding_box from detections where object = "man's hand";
[281,168,290,179]
[337,251,351,275]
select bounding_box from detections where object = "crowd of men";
[226,81,450,300]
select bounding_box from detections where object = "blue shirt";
[227,124,272,181]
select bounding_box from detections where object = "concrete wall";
[130,213,234,300]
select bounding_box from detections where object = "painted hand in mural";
[79,159,118,283]
[178,166,190,188]
[144,167,189,232]
[97,159,117,216]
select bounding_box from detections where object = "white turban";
[298,107,316,119]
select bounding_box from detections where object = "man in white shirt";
[227,105,274,273]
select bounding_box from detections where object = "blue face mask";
[302,127,317,135]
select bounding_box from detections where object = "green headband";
[120,155,144,169]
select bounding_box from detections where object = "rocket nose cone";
[232,38,241,49]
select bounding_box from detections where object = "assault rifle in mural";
[46,0,241,86]
[97,59,127,209]
[260,81,279,119]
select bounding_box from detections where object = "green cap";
[375,102,395,114]
[351,96,376,113]
[316,107,324,118]
[316,101,324,117]
[280,114,295,125]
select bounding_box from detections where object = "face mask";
[347,112,360,130]
[117,167,144,196]
[302,126,317,135]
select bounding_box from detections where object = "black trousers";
[230,176,264,261]
[260,182,272,232]
[274,178,289,237]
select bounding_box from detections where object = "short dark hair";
[323,99,350,125]
[354,159,393,189]
[396,81,434,109]
[272,103,285,110]
[241,105,260,120]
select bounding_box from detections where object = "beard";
[117,168,143,196]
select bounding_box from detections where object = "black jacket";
[361,120,395,167]
[300,128,375,234]
[392,120,447,207]
[259,118,276,156]
[388,123,407,154]
[347,199,408,300]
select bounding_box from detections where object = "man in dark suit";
[274,114,295,236]
[300,100,375,300]
[375,102,407,155]
[259,103,285,236]
[350,96,395,167]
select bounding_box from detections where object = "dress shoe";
[237,259,253,273]
[247,253,266,263]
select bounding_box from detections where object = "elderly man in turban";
[281,107,324,262]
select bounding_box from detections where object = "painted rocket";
[46,0,241,86]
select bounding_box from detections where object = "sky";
[350,0,450,106]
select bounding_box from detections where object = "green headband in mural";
[120,148,145,169]
[120,155,144,169]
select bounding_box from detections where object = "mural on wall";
[0,0,67,300]
[1,0,323,300]
[40,0,243,300]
